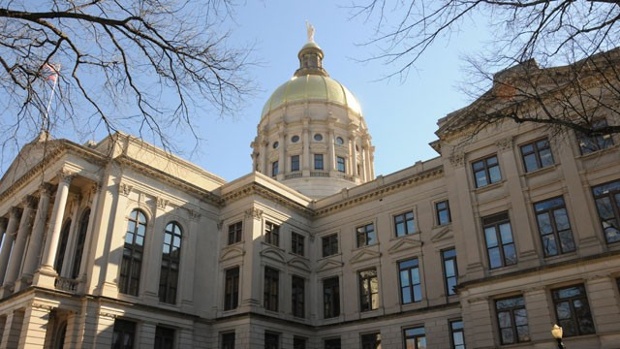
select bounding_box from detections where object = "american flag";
[42,63,60,83]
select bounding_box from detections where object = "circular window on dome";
[336,136,344,145]
[314,133,323,141]
[291,135,300,143]
[272,141,279,149]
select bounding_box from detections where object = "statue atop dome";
[306,21,315,43]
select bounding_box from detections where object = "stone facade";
[0,42,619,348]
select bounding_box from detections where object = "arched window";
[54,220,72,273]
[119,209,147,296]
[159,222,182,304]
[71,209,90,278]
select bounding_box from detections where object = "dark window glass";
[160,222,182,304]
[221,332,235,349]
[337,156,345,173]
[293,337,307,349]
[72,209,90,278]
[314,133,323,141]
[592,180,620,244]
[292,275,305,318]
[120,209,147,296]
[472,155,501,188]
[324,338,341,349]
[552,284,595,337]
[534,197,576,257]
[228,221,242,245]
[399,258,422,304]
[403,326,426,349]
[265,222,280,246]
[356,223,377,247]
[361,333,381,349]
[224,267,239,310]
[323,276,340,318]
[359,268,379,312]
[436,200,452,225]
[111,319,136,349]
[322,234,338,257]
[55,220,72,274]
[291,232,305,256]
[291,135,300,143]
[394,211,415,237]
[154,326,175,349]
[442,248,458,296]
[450,320,465,349]
[265,332,279,349]
[264,267,279,312]
[577,119,614,155]
[314,154,324,170]
[291,155,300,172]
[271,161,279,177]
[520,138,554,172]
[496,296,530,344]
[482,212,516,269]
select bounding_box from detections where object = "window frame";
[337,156,346,173]
[403,326,426,349]
[592,180,620,244]
[495,295,530,345]
[394,211,415,237]
[159,221,182,304]
[324,338,341,349]
[323,276,340,319]
[552,284,595,337]
[228,221,243,245]
[322,234,339,257]
[291,275,305,318]
[120,209,147,296]
[293,336,307,349]
[72,209,90,278]
[356,223,377,247]
[472,155,502,188]
[398,258,422,304]
[442,248,458,296]
[224,267,240,310]
[314,154,324,170]
[291,232,305,256]
[533,196,576,257]
[271,160,279,177]
[291,155,300,172]
[482,212,517,269]
[361,332,381,349]
[221,332,235,349]
[154,326,175,349]
[520,137,554,172]
[577,119,614,155]
[264,221,280,247]
[264,267,279,312]
[450,320,465,349]
[264,332,280,349]
[435,200,452,226]
[112,319,136,349]
[358,268,379,312]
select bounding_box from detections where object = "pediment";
[219,246,245,261]
[430,226,454,244]
[287,257,311,272]
[260,247,286,263]
[350,249,381,264]
[387,237,423,255]
[316,259,344,272]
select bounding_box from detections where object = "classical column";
[302,118,310,174]
[0,207,21,284]
[328,128,335,173]
[76,184,101,282]
[0,218,7,248]
[21,184,53,282]
[4,196,37,289]
[39,171,73,274]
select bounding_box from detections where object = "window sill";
[523,163,558,177]
[473,180,505,193]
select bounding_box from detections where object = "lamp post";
[551,324,565,349]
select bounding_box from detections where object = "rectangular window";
[112,319,136,349]
[291,155,300,172]
[399,258,421,304]
[356,223,377,247]
[483,212,517,269]
[224,267,239,310]
[495,296,530,344]
[534,197,576,256]
[361,332,381,349]
[291,232,305,256]
[322,234,338,257]
[592,180,620,244]
[472,155,501,188]
[450,320,465,349]
[265,332,280,349]
[359,268,379,312]
[264,267,279,312]
[292,275,305,318]
[271,161,279,177]
[293,336,307,349]
[324,338,341,349]
[520,138,554,172]
[436,200,451,225]
[552,284,595,337]
[221,332,235,349]
[403,326,426,349]
[314,154,324,170]
[323,276,340,318]
[154,326,175,349]
[394,211,415,237]
[337,156,346,173]
[442,248,458,296]
[577,119,614,155]
[228,221,242,245]
[265,221,280,246]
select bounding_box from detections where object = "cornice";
[221,182,314,217]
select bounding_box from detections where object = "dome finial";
[306,21,315,43]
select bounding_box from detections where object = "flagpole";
[42,63,59,132]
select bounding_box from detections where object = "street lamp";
[551,324,565,349]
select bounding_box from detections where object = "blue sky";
[193,1,490,181]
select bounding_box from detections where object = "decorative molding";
[188,209,201,221]
[245,208,263,221]
[350,248,382,265]
[449,152,465,167]
[387,238,423,255]
[157,197,168,210]
[219,246,245,262]
[287,257,311,272]
[496,137,513,150]
[119,183,133,197]
[39,182,55,197]
[31,302,55,312]
[58,169,75,184]
[217,220,224,231]
[23,195,38,209]
[316,259,344,272]
[259,247,286,264]
[98,312,118,319]
[430,227,453,244]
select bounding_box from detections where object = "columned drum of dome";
[251,26,375,199]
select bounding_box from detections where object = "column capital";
[0,217,7,228]
[9,207,21,221]
[58,169,75,184]
[22,195,38,209]
[39,183,55,196]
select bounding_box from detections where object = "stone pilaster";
[17,302,52,348]
[4,196,37,292]
[0,309,24,349]
[21,184,53,284]
[0,207,21,284]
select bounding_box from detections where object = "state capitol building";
[0,30,619,348]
